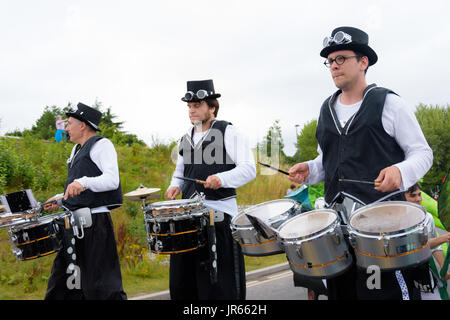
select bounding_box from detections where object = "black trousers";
[326,245,421,300]
[169,215,246,300]
[45,212,127,300]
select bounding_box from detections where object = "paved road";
[246,269,327,300]
[131,263,328,300]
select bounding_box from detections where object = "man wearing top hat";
[165,79,256,300]
[43,103,127,300]
[288,27,433,299]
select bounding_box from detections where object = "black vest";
[179,120,236,200]
[62,135,123,211]
[316,84,405,204]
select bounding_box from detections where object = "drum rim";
[348,201,427,236]
[277,209,339,242]
[233,199,298,227]
[11,211,70,230]
[148,198,202,210]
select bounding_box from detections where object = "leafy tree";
[258,120,285,158]
[295,120,318,163]
[415,104,449,194]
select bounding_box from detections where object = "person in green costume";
[405,183,450,299]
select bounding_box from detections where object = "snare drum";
[278,209,352,278]
[348,201,431,270]
[230,199,300,256]
[144,198,208,254]
[8,212,70,261]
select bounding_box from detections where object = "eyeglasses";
[184,89,210,101]
[323,31,352,48]
[323,55,360,68]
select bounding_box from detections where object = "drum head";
[349,201,426,234]
[278,210,337,239]
[243,199,296,222]
[151,198,200,209]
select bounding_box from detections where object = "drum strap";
[395,270,410,300]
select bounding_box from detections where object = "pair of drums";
[232,200,431,278]
[144,198,208,254]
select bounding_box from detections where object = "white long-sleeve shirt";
[56,137,120,213]
[307,93,433,191]
[169,122,256,217]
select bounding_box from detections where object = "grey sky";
[1,0,449,156]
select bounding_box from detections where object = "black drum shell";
[146,214,207,254]
[10,217,64,260]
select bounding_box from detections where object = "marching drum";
[348,201,431,270]
[144,198,208,254]
[231,199,300,256]
[278,209,352,278]
[8,212,70,261]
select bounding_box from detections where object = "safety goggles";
[323,31,352,48]
[184,89,210,101]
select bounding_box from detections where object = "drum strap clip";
[72,207,92,239]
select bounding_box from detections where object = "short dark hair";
[205,98,219,117]
[406,183,420,195]
[354,51,369,74]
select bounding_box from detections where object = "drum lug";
[12,248,23,259]
[152,222,161,234]
[348,231,356,248]
[383,237,390,256]
[295,242,303,259]
[331,229,340,245]
[420,225,428,246]
[155,240,163,253]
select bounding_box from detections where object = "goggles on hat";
[184,89,210,101]
[323,31,352,48]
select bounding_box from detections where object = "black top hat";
[66,103,102,132]
[320,26,378,66]
[181,79,221,102]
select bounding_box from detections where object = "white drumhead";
[349,202,425,233]
[278,210,337,239]
[244,199,295,222]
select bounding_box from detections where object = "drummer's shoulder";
[92,136,118,153]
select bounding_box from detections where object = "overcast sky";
[1,0,449,156]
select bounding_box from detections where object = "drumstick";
[339,178,381,187]
[174,176,207,185]
[41,195,65,207]
[258,162,290,175]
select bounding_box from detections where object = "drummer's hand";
[204,175,222,190]
[64,181,86,200]
[444,272,450,281]
[165,186,180,200]
[43,199,59,211]
[288,162,310,184]
[374,166,402,192]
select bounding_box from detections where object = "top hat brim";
[181,93,221,102]
[320,43,378,66]
[66,112,102,132]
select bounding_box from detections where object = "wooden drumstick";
[41,195,64,207]
[339,178,381,187]
[174,176,207,185]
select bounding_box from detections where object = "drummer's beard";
[192,114,213,131]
